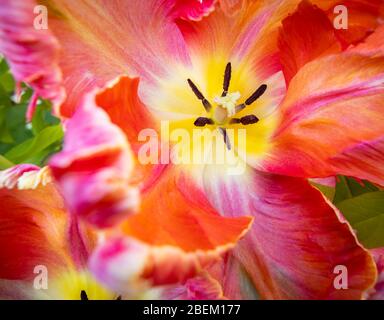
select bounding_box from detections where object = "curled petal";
[91,166,252,290]
[263,53,384,186]
[50,93,139,228]
[0,0,65,119]
[278,1,341,84]
[203,166,377,299]
[0,164,40,189]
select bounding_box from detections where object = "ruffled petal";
[203,165,377,299]
[49,91,139,228]
[162,273,225,300]
[38,0,190,117]
[263,53,384,186]
[278,1,341,84]
[0,0,65,119]
[91,165,252,290]
[0,165,72,280]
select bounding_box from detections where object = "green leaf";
[5,125,63,164]
[334,176,379,204]
[337,191,384,249]
[31,100,59,134]
[0,154,14,170]
[311,182,335,202]
[0,72,15,92]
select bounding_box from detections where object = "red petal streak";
[204,167,377,299]
[50,93,139,228]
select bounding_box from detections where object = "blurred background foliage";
[0,56,383,250]
[0,57,63,169]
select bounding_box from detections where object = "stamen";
[230,114,259,125]
[194,117,214,127]
[221,62,232,97]
[219,127,231,150]
[235,84,267,113]
[80,290,89,300]
[187,79,212,112]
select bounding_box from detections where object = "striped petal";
[38,0,191,117]
[0,0,65,119]
[203,165,377,299]
[49,91,139,228]
[89,164,252,290]
[262,53,384,186]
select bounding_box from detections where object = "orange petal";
[121,166,252,253]
[203,166,377,299]
[278,1,341,84]
[315,0,384,48]
[91,165,252,289]
[94,75,166,191]
[352,24,384,56]
[263,53,384,186]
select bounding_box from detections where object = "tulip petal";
[203,165,377,299]
[92,165,252,289]
[369,248,384,300]
[263,53,384,186]
[352,24,384,56]
[171,0,216,21]
[38,0,190,117]
[121,166,252,253]
[162,273,225,300]
[49,91,139,228]
[0,165,72,280]
[91,76,166,192]
[315,0,384,48]
[0,0,65,118]
[278,1,341,84]
[177,0,301,78]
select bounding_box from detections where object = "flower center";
[187,62,267,149]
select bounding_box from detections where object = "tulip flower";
[1,0,384,299]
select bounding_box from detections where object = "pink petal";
[49,91,139,228]
[43,0,190,118]
[0,0,65,117]
[203,166,377,299]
